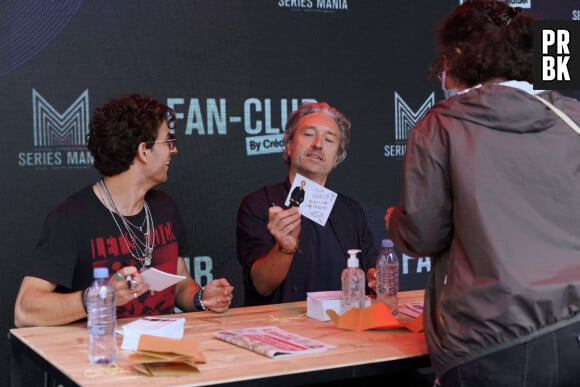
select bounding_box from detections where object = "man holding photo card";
[237,102,377,306]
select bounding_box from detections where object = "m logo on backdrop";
[18,89,93,169]
[384,92,434,159]
[533,21,580,90]
[32,89,89,147]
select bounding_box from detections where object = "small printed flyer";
[215,326,336,359]
[284,173,337,227]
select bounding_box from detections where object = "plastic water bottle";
[87,267,117,364]
[376,239,399,315]
[341,249,366,313]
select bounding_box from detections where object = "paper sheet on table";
[140,268,185,292]
[398,302,424,318]
[119,317,185,350]
[138,334,205,361]
[307,290,371,321]
[326,302,424,332]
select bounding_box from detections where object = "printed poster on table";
[214,326,336,359]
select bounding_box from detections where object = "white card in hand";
[284,173,337,227]
[140,267,185,292]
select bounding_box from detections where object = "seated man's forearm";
[250,244,294,296]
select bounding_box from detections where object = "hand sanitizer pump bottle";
[341,249,366,313]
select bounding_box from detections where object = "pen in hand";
[126,275,137,290]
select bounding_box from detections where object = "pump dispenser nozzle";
[347,249,362,268]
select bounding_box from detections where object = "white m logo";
[394,92,434,141]
[32,89,89,147]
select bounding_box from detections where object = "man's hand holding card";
[268,205,301,253]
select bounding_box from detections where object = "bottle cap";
[382,239,394,248]
[93,267,109,279]
[346,249,361,268]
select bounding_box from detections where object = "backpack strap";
[533,94,580,135]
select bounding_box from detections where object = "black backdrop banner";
[1,1,577,384]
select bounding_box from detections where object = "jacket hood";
[436,83,560,134]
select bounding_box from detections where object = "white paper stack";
[306,291,371,321]
[120,317,185,350]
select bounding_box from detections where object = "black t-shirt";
[236,179,377,306]
[27,185,189,318]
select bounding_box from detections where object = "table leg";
[8,331,22,387]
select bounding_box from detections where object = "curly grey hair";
[282,102,351,166]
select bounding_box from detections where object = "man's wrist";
[278,238,300,254]
[193,287,208,311]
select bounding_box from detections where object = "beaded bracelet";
[81,288,89,314]
[278,238,300,254]
[193,287,208,311]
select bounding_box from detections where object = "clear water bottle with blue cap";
[87,267,117,364]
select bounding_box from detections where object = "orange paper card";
[137,334,204,362]
[130,335,205,376]
[326,302,423,332]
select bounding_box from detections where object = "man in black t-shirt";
[236,102,377,306]
[14,94,233,327]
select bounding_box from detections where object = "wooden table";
[8,290,428,387]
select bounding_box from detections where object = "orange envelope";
[326,302,423,332]
[129,334,206,376]
[129,352,200,377]
[138,334,205,362]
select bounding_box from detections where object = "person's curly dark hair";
[432,0,534,87]
[87,94,176,176]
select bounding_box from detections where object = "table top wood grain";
[9,289,428,386]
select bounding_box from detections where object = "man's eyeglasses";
[148,133,177,150]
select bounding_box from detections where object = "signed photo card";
[284,173,337,226]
